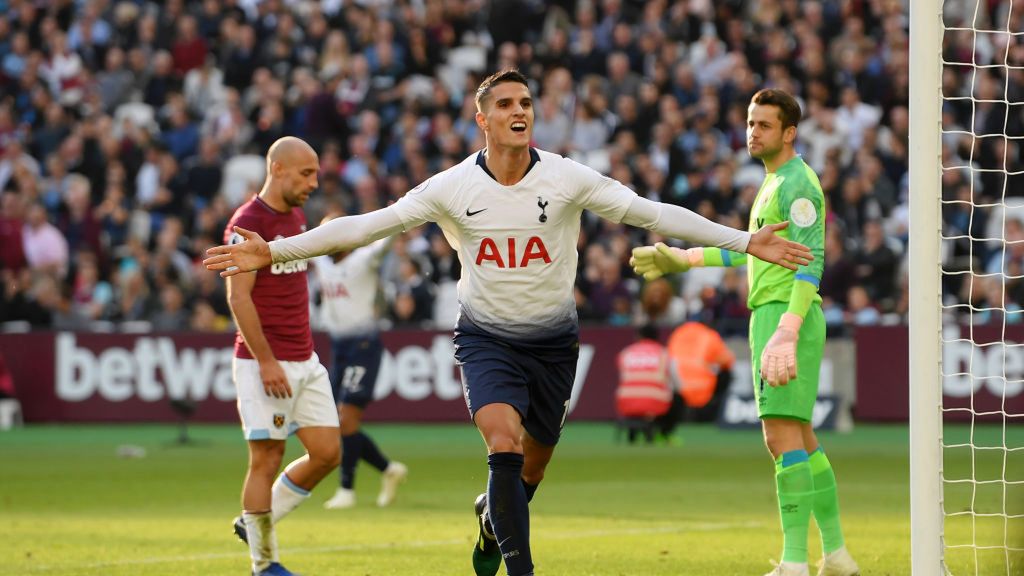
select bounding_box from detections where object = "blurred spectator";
[820,227,857,312]
[0,139,40,193]
[41,31,85,106]
[150,284,191,331]
[800,104,846,173]
[0,191,27,273]
[854,221,899,309]
[144,51,179,108]
[70,252,112,322]
[0,268,54,326]
[110,264,153,323]
[21,202,68,277]
[834,85,882,151]
[162,100,200,161]
[694,267,749,337]
[184,137,225,209]
[844,285,881,326]
[586,246,633,324]
[171,15,208,77]
[190,299,230,332]
[388,256,434,327]
[637,277,684,327]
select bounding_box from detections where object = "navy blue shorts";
[454,323,580,446]
[329,334,384,408]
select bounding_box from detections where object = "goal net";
[912,1,1023,574]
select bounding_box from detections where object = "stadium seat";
[568,149,611,176]
[437,45,487,96]
[432,280,459,327]
[113,102,159,138]
[221,155,266,208]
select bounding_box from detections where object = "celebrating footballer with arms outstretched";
[207,70,813,576]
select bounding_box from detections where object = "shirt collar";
[475,147,541,182]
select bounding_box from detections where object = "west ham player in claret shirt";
[206,70,813,576]
[223,137,340,576]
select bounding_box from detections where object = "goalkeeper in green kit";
[631,89,859,576]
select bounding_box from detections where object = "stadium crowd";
[0,0,1021,336]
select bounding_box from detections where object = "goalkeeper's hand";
[629,243,699,281]
[760,313,803,386]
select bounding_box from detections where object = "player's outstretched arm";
[628,225,812,281]
[620,197,812,271]
[205,227,272,277]
[205,207,409,278]
[629,242,749,280]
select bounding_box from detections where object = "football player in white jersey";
[205,69,813,576]
[312,214,408,510]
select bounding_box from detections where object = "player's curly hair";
[750,88,802,130]
[475,69,530,110]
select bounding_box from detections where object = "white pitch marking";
[22,521,763,572]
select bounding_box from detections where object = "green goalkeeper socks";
[809,447,846,553]
[775,450,814,564]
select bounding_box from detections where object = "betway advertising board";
[0,330,615,423]
[855,324,1024,421]
[7,325,1005,424]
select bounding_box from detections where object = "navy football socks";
[488,452,533,576]
[341,432,391,489]
[522,479,538,502]
[340,433,362,489]
[358,431,390,472]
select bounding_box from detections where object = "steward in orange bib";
[615,324,673,419]
[667,320,734,422]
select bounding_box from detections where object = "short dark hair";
[637,323,659,342]
[750,88,802,130]
[475,68,530,110]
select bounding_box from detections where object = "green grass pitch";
[1,422,1021,575]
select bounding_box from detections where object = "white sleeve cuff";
[621,196,750,253]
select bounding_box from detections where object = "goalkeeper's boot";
[471,493,502,576]
[232,516,248,544]
[254,562,300,576]
[764,560,809,576]
[816,547,860,576]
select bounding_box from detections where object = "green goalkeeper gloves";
[629,243,702,280]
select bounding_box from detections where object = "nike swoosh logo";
[466,208,487,217]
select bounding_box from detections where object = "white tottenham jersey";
[313,237,391,337]
[390,149,633,340]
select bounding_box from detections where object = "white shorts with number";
[233,353,339,440]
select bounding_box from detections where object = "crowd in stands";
[0,0,1021,336]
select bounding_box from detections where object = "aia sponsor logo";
[475,236,552,268]
[322,282,350,299]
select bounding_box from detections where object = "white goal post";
[909,0,945,573]
[911,1,1024,575]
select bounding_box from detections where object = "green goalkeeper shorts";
[749,301,825,422]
